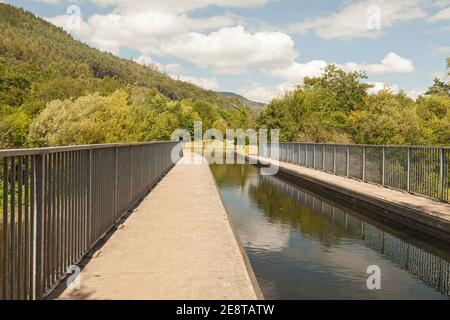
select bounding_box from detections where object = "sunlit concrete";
[58,152,261,300]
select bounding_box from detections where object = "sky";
[6,0,450,102]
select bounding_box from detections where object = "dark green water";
[210,164,450,300]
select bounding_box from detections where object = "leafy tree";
[416,94,450,145]
[0,107,31,148]
[425,78,450,97]
[349,90,424,145]
[28,90,141,146]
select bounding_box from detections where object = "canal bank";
[56,152,262,300]
[244,154,450,244]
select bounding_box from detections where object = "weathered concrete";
[58,153,261,300]
[247,154,450,243]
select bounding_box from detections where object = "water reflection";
[210,164,450,300]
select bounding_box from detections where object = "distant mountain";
[219,92,266,111]
[0,3,246,111]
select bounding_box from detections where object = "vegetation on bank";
[257,64,450,145]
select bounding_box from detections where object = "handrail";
[0,141,175,157]
[275,141,450,149]
[260,142,449,203]
[0,141,181,300]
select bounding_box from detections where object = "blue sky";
[6,0,450,102]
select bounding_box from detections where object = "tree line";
[257,62,450,146]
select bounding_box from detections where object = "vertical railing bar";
[51,153,56,287]
[9,156,15,300]
[43,155,49,291]
[322,145,325,171]
[2,158,8,300]
[24,156,29,299]
[439,148,444,200]
[305,144,308,168]
[17,157,23,299]
[77,151,81,260]
[33,154,45,300]
[114,147,118,219]
[130,147,133,204]
[346,146,350,177]
[63,152,69,272]
[56,153,62,280]
[29,156,34,299]
[362,146,366,182]
[333,145,336,174]
[82,151,86,253]
[68,151,73,268]
[74,151,78,262]
[313,144,316,169]
[88,149,92,248]
[407,147,411,192]
[382,147,386,186]
[141,145,144,196]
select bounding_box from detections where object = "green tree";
[349,90,424,145]
[28,90,141,146]
[416,94,450,145]
[425,78,450,97]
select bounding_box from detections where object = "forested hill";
[219,92,266,111]
[0,3,244,111]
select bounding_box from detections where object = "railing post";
[130,147,133,202]
[32,154,45,300]
[440,148,444,200]
[407,147,411,192]
[346,146,350,177]
[141,145,144,192]
[362,146,366,181]
[382,146,386,186]
[88,149,93,246]
[333,145,336,174]
[114,147,118,218]
[305,144,308,167]
[322,145,325,171]
[313,144,316,169]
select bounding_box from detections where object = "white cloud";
[366,81,399,94]
[341,52,414,75]
[367,82,426,100]
[267,52,414,85]
[289,0,427,39]
[429,7,450,22]
[47,3,296,74]
[134,56,218,90]
[134,55,184,74]
[237,82,295,103]
[160,25,296,73]
[171,75,220,90]
[267,60,327,82]
[406,88,426,100]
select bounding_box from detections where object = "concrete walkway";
[58,153,261,300]
[248,154,450,242]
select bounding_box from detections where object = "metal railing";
[259,143,450,202]
[0,141,180,300]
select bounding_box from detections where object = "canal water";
[210,164,450,300]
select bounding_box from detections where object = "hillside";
[220,92,266,111]
[0,3,245,113]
